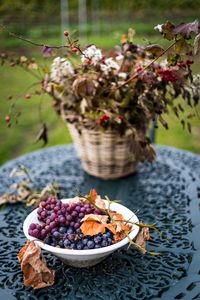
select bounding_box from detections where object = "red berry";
[5,115,10,123]
[71,47,78,53]
[64,30,69,37]
[99,114,110,124]
[24,93,31,99]
[87,59,92,65]
[186,59,194,65]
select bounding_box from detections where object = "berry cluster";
[158,68,177,83]
[28,197,114,250]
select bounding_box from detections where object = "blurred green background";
[0,0,200,165]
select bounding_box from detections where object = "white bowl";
[23,198,139,267]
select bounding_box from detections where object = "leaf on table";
[17,185,31,201]
[135,225,150,254]
[173,20,199,39]
[18,240,55,289]
[80,220,106,236]
[0,193,21,205]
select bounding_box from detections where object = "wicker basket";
[66,123,141,179]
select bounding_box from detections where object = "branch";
[116,39,179,90]
[1,25,69,49]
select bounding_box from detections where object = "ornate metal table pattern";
[0,145,200,300]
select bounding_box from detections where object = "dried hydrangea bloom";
[100,57,120,75]
[50,57,74,85]
[81,45,102,65]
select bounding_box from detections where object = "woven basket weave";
[67,123,141,179]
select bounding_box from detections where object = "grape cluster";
[28,197,114,250]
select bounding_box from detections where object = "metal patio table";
[0,145,200,300]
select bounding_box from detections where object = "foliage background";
[0,0,200,165]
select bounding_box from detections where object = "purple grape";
[70,221,75,227]
[37,207,43,215]
[29,223,37,230]
[50,213,56,221]
[78,212,84,219]
[71,211,78,218]
[66,215,72,222]
[74,223,80,229]
[75,205,81,212]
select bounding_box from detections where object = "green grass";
[0,20,200,165]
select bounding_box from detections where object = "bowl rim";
[23,198,140,256]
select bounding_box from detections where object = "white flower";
[100,57,120,75]
[81,45,102,65]
[50,57,74,85]
[159,59,168,68]
[116,54,124,61]
[154,24,163,33]
[118,72,127,79]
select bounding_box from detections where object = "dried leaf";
[174,20,199,39]
[187,122,192,133]
[159,115,168,129]
[88,189,105,209]
[80,220,106,236]
[18,240,55,289]
[0,193,21,205]
[194,33,200,55]
[18,185,31,201]
[162,21,175,41]
[135,225,150,254]
[28,63,38,70]
[20,56,28,63]
[121,34,128,44]
[145,44,165,57]
[109,212,124,221]
[88,189,98,202]
[81,214,108,223]
[35,123,48,146]
[175,38,192,54]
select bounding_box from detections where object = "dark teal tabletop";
[0,145,200,300]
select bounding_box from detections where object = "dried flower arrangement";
[1,20,200,177]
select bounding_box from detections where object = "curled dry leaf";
[135,224,150,254]
[80,220,106,236]
[88,189,106,209]
[18,240,55,289]
[0,193,21,205]
[81,214,108,223]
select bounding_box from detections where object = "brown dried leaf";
[135,225,150,254]
[18,240,55,289]
[88,189,106,209]
[80,220,106,236]
[35,123,48,146]
[81,214,108,223]
[0,193,21,205]
[18,185,31,201]
[162,21,175,41]
[145,44,165,57]
[175,38,193,54]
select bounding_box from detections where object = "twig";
[115,39,179,90]
[1,25,69,50]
